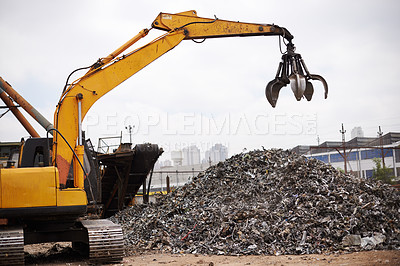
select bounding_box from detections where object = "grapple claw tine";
[309,74,328,98]
[304,81,314,101]
[289,73,306,101]
[266,78,286,108]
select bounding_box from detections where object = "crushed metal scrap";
[110,149,400,255]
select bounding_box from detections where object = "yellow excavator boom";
[53,10,325,186]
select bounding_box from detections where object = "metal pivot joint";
[266,41,328,107]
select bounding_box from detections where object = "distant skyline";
[163,143,228,166]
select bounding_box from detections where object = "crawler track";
[0,226,24,265]
[81,219,124,263]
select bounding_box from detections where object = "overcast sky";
[1,0,399,160]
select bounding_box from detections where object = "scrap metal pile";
[111,149,400,255]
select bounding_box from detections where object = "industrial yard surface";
[124,250,400,265]
[24,244,400,265]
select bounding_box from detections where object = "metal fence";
[138,169,204,193]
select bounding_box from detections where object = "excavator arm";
[54,10,327,185]
[151,11,293,40]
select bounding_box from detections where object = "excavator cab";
[266,42,328,107]
[19,138,52,168]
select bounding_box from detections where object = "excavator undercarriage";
[0,220,124,265]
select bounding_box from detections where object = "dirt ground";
[124,250,400,266]
[24,243,400,265]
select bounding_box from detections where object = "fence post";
[166,175,170,193]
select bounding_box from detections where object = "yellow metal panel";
[57,189,87,207]
[0,167,57,208]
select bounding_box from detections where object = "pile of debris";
[111,149,400,255]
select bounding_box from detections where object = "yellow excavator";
[0,10,328,264]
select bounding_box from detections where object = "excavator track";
[81,219,124,263]
[0,226,24,265]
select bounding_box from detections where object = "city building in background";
[351,126,365,139]
[146,143,229,197]
[171,150,183,166]
[204,144,228,164]
[292,132,400,178]
[182,145,201,166]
